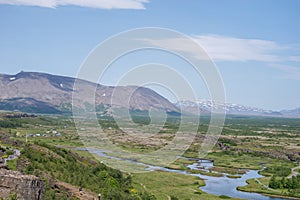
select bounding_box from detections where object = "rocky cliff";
[0,169,45,200]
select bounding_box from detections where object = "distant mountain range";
[280,107,300,117]
[0,71,178,114]
[175,100,300,117]
[0,71,299,117]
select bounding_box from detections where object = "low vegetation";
[19,141,156,199]
[269,175,300,192]
[132,171,229,200]
[261,166,291,177]
[1,112,300,199]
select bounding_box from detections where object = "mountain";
[1,71,298,118]
[281,107,300,117]
[0,71,179,114]
[175,100,284,117]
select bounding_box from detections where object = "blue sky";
[0,0,299,110]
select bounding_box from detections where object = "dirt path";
[254,178,276,191]
[55,181,98,200]
[288,164,300,179]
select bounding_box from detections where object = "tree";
[269,175,280,189]
[280,177,287,189]
[291,176,298,189]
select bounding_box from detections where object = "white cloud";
[140,37,211,61]
[0,0,149,9]
[142,34,296,62]
[193,35,285,62]
[142,34,300,80]
[0,0,57,8]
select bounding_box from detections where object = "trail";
[287,164,300,179]
[254,178,276,192]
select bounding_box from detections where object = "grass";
[237,177,300,198]
[210,166,246,175]
[2,114,300,199]
[15,136,84,148]
[166,158,195,170]
[132,171,239,200]
[71,149,95,159]
[6,158,18,170]
[226,175,242,179]
[20,142,148,199]
[237,178,282,194]
[188,169,223,177]
[219,195,232,199]
[205,151,296,170]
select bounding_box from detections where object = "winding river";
[188,160,285,200]
[75,148,289,200]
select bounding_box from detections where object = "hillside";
[0,71,178,114]
[0,129,155,200]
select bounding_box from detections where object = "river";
[75,147,289,200]
[188,160,286,200]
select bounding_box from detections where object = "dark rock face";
[0,158,7,169]
[0,169,45,200]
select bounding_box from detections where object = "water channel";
[188,160,286,200]
[75,148,289,200]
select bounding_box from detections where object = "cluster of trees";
[218,138,237,146]
[265,166,300,197]
[0,115,74,129]
[263,166,291,177]
[0,118,21,128]
[98,116,120,130]
[269,174,300,190]
[21,142,156,200]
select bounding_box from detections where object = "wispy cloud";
[142,34,300,80]
[0,0,149,9]
[270,63,300,80]
[191,35,300,79]
[142,34,299,63]
[193,35,286,62]
[140,37,211,61]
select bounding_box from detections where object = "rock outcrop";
[0,169,45,200]
[0,158,7,169]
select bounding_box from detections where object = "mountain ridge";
[0,71,298,117]
[175,100,300,117]
[0,71,179,114]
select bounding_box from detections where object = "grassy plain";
[132,171,240,200]
[1,112,300,199]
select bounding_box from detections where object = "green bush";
[262,166,291,177]
[219,195,231,199]
[170,196,179,200]
[269,175,300,190]
[9,193,17,200]
[219,138,237,146]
